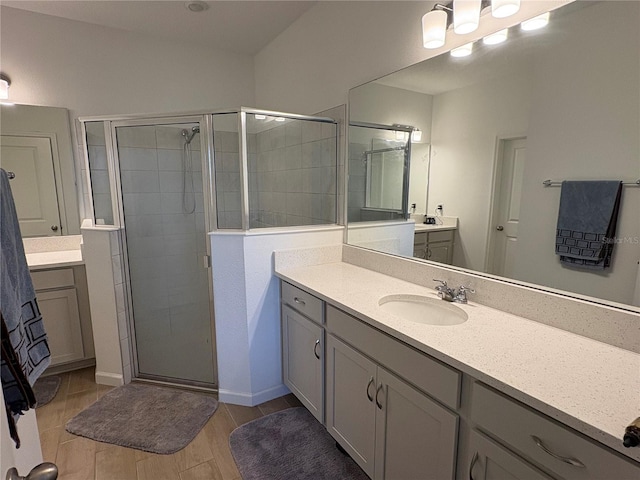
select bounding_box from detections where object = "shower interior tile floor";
[36,367,303,480]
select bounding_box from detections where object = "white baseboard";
[219,383,291,407]
[95,371,124,387]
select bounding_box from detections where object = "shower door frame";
[108,114,218,391]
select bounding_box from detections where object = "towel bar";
[543,179,640,187]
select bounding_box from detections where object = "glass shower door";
[114,121,215,386]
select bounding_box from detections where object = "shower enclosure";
[81,108,338,391]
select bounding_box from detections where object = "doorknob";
[50,225,58,232]
[6,462,58,480]
[496,225,504,231]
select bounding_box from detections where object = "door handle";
[375,383,384,409]
[366,377,374,402]
[496,225,504,231]
[6,462,58,480]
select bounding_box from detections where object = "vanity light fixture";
[0,74,10,100]
[451,42,474,57]
[254,114,267,120]
[483,28,508,45]
[411,129,423,142]
[395,130,406,141]
[275,117,286,122]
[521,12,550,31]
[422,8,448,49]
[491,0,520,18]
[453,0,481,35]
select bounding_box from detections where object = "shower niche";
[80,108,338,390]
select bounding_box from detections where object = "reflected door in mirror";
[1,135,61,236]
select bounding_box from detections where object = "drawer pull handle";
[294,297,306,306]
[314,339,321,359]
[469,451,479,480]
[375,383,384,410]
[366,377,374,402]
[531,435,585,468]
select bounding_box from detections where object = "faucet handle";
[458,285,475,294]
[454,285,475,304]
[433,279,448,287]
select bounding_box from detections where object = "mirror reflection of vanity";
[348,0,639,307]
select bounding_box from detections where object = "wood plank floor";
[36,367,302,480]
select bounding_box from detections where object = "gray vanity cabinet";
[414,230,454,264]
[281,282,324,423]
[326,328,458,480]
[466,430,554,480]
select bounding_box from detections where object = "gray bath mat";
[229,407,368,480]
[34,375,61,408]
[65,383,218,454]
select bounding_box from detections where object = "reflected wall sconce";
[411,129,423,142]
[0,74,10,100]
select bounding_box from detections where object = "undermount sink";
[378,294,468,326]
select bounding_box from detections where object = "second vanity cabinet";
[414,229,454,264]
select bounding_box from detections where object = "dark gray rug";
[65,383,218,454]
[34,375,61,408]
[229,407,369,480]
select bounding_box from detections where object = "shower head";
[182,125,200,144]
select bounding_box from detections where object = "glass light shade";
[483,29,508,45]
[411,130,423,142]
[275,117,286,122]
[254,114,266,120]
[422,10,447,49]
[395,130,406,141]
[451,42,474,57]
[453,0,481,35]
[521,12,550,31]
[491,0,520,18]
[0,79,8,100]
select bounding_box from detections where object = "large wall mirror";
[348,0,639,309]
[1,103,80,236]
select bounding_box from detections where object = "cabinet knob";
[496,225,504,231]
[51,225,59,232]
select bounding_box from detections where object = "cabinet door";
[282,305,324,423]
[374,367,458,480]
[326,334,377,478]
[428,242,453,264]
[467,430,554,480]
[37,288,84,365]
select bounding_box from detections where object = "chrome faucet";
[433,279,455,302]
[433,279,475,304]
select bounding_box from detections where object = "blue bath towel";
[0,168,51,445]
[555,180,622,270]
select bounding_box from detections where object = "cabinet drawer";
[428,230,454,242]
[326,304,460,409]
[281,282,323,324]
[414,232,428,246]
[31,268,75,290]
[471,382,640,480]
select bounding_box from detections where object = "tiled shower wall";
[84,122,114,225]
[250,119,337,228]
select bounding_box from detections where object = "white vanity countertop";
[275,261,640,463]
[414,224,457,233]
[26,250,84,270]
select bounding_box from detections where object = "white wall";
[514,1,640,304]
[430,70,532,271]
[211,227,343,406]
[0,7,255,119]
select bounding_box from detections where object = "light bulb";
[0,79,8,100]
[453,0,481,35]
[422,10,447,49]
[254,114,266,120]
[491,0,520,18]
[483,29,508,45]
[275,117,286,122]
[521,12,550,31]
[451,42,474,57]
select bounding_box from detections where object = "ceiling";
[1,0,317,55]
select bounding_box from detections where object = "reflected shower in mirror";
[348,1,640,307]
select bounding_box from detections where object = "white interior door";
[1,135,61,236]
[491,138,526,277]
